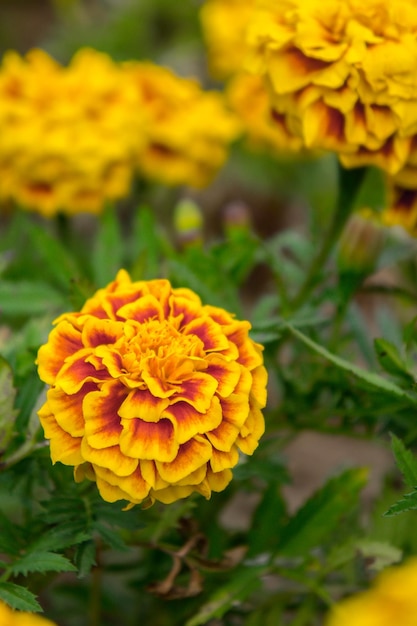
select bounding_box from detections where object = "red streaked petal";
[47,385,92,437]
[56,348,109,394]
[118,388,170,421]
[156,436,212,483]
[117,294,164,323]
[205,354,242,397]
[81,317,124,348]
[229,326,264,370]
[81,438,138,476]
[37,320,82,384]
[83,381,126,449]
[206,419,240,452]
[38,407,83,466]
[119,418,179,462]
[168,294,203,327]
[164,396,222,444]
[183,317,229,352]
[220,393,250,429]
[174,373,218,412]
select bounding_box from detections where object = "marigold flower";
[382,180,417,236]
[326,557,417,626]
[0,49,239,216]
[0,601,57,626]
[0,48,145,217]
[246,0,417,175]
[128,62,241,188]
[36,270,267,507]
[200,0,256,79]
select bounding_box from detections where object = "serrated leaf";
[74,540,97,578]
[287,324,417,404]
[390,434,417,488]
[10,550,77,577]
[185,565,266,626]
[278,468,368,557]
[384,490,417,517]
[0,582,41,612]
[93,521,128,552]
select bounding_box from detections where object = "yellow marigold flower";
[326,557,417,626]
[128,62,241,188]
[227,72,304,154]
[246,0,417,175]
[36,270,267,507]
[0,601,57,626]
[200,0,256,79]
[0,48,145,217]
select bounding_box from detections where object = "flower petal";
[81,317,124,348]
[205,354,242,397]
[83,381,126,449]
[117,293,164,323]
[209,446,239,472]
[46,385,92,437]
[183,316,229,352]
[118,388,170,421]
[37,319,82,384]
[174,372,218,412]
[119,417,179,462]
[81,438,138,476]
[236,406,265,455]
[38,406,83,466]
[163,396,222,444]
[56,348,109,394]
[156,436,212,483]
[94,465,150,503]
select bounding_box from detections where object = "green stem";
[290,165,367,311]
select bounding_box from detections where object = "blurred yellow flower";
[0,601,57,626]
[0,49,239,216]
[383,180,417,236]
[326,557,417,626]
[36,270,267,507]
[0,48,145,217]
[128,62,241,188]
[200,0,256,79]
[246,0,417,175]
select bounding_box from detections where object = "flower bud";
[173,199,204,248]
[337,209,385,276]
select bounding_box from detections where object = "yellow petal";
[163,396,222,444]
[37,319,82,384]
[81,438,138,476]
[119,417,179,462]
[38,407,83,466]
[156,436,212,483]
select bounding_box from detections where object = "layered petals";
[37,270,267,507]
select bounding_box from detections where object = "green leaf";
[374,338,413,382]
[129,205,162,280]
[0,356,18,450]
[278,468,368,557]
[10,551,77,577]
[287,324,417,404]
[185,565,266,626]
[74,540,97,578]
[0,582,41,612]
[384,490,417,517]
[92,204,124,287]
[0,281,66,317]
[247,484,287,557]
[390,433,417,488]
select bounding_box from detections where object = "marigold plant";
[326,558,417,626]
[36,270,267,507]
[246,0,417,175]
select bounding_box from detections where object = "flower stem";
[289,165,367,311]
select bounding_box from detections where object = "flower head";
[246,0,417,174]
[36,270,267,507]
[129,62,241,188]
[326,558,417,626]
[0,601,57,626]
[0,48,146,216]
